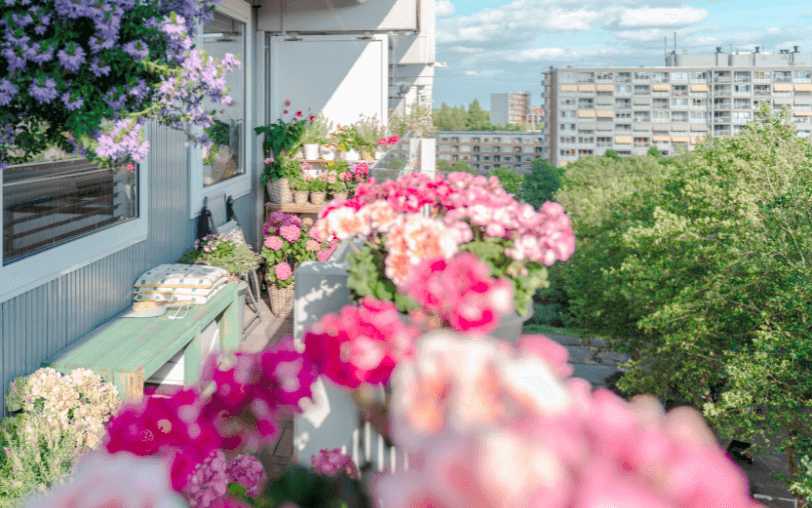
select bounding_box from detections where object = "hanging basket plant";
[0,0,240,171]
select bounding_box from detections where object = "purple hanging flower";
[88,35,114,54]
[60,92,84,111]
[29,77,58,104]
[11,12,33,27]
[104,89,128,110]
[57,44,86,72]
[122,40,148,61]
[25,42,55,66]
[0,79,20,107]
[127,78,148,101]
[89,56,111,77]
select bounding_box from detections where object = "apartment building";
[435,131,545,173]
[490,91,533,126]
[540,46,812,167]
[529,107,545,129]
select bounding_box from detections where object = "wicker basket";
[269,281,295,317]
[332,191,348,201]
[267,178,293,204]
[310,191,327,205]
[293,190,309,205]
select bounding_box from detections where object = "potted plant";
[349,114,387,160]
[261,212,330,317]
[376,135,400,160]
[301,113,332,160]
[325,170,348,201]
[331,124,361,161]
[307,172,329,205]
[255,100,313,202]
[290,161,313,205]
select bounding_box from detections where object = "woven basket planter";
[331,191,348,201]
[269,281,295,318]
[310,191,327,205]
[266,178,293,204]
[293,190,310,205]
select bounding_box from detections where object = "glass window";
[651,72,669,83]
[690,71,707,80]
[577,72,594,82]
[615,85,631,94]
[671,72,688,80]
[672,111,688,122]
[795,71,812,80]
[201,11,246,188]
[596,72,614,80]
[634,85,650,95]
[615,111,631,119]
[634,111,650,122]
[3,158,140,264]
[634,72,650,80]
[671,98,689,107]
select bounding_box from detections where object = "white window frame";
[189,0,254,219]
[1,143,150,303]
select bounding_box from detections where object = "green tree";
[449,105,469,130]
[522,158,563,210]
[466,99,490,130]
[647,146,662,158]
[432,103,455,131]
[436,159,452,172]
[487,167,524,198]
[555,104,812,505]
[451,161,474,174]
[603,149,620,161]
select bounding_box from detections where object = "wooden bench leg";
[218,285,241,352]
[115,368,146,402]
[184,324,204,387]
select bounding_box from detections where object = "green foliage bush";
[554,103,812,504]
[522,158,564,210]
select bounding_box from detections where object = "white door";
[269,34,389,131]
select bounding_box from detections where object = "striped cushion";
[133,277,228,297]
[134,264,229,289]
[133,283,226,304]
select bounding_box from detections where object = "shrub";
[522,158,564,211]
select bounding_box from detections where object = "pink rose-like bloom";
[354,163,369,177]
[264,157,274,164]
[264,236,283,251]
[279,224,301,243]
[183,450,229,508]
[126,162,136,172]
[24,451,188,508]
[306,240,321,252]
[310,448,361,479]
[302,162,312,171]
[339,172,352,181]
[316,248,335,262]
[284,99,291,106]
[274,262,293,281]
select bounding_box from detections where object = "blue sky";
[433,0,812,110]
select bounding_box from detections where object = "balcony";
[713,117,731,124]
[774,76,792,83]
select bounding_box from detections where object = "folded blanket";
[134,264,229,289]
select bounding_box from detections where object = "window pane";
[4,158,138,264]
[201,11,246,187]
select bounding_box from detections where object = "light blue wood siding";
[0,123,253,417]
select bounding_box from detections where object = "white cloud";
[502,47,571,62]
[436,0,456,18]
[767,27,780,32]
[452,46,485,53]
[464,70,478,75]
[601,7,709,30]
[802,10,812,18]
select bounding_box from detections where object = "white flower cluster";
[5,368,121,452]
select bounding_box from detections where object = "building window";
[615,85,631,94]
[672,111,688,122]
[734,71,751,83]
[634,85,650,95]
[596,137,612,147]
[617,151,632,156]
[795,71,812,81]
[460,137,471,143]
[691,98,707,107]
[561,111,576,119]
[559,149,576,157]
[634,72,650,80]
[734,99,750,109]
[732,111,752,121]
[615,98,632,109]
[561,98,576,108]
[201,10,246,188]
[633,137,649,147]
[653,99,669,109]
[652,111,670,122]
[690,111,708,122]
[482,138,490,143]
[616,124,632,131]
[440,137,449,142]
[3,160,140,265]
[596,72,613,80]
[504,156,512,162]
[733,85,751,94]
[577,136,594,144]
[690,71,707,81]
[634,111,651,122]
[672,85,688,96]
[617,72,631,83]
[754,85,771,96]
[671,72,688,80]
[577,72,594,83]
[754,71,771,80]
[651,72,669,83]
[578,98,594,109]
[492,137,501,143]
[615,111,631,119]
[561,72,575,81]
[671,98,689,108]
[577,149,593,156]
[560,124,576,131]
[774,71,792,83]
[560,136,576,144]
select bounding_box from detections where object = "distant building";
[490,91,532,126]
[434,130,545,174]
[529,107,545,129]
[541,46,812,167]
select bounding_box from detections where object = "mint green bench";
[42,283,240,401]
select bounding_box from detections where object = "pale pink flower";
[264,236,283,251]
[274,263,292,281]
[306,240,320,252]
[23,451,187,508]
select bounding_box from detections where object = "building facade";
[529,107,545,130]
[540,46,812,167]
[490,91,533,126]
[435,131,545,173]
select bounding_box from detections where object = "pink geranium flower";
[310,448,361,479]
[279,224,301,243]
[264,236,283,251]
